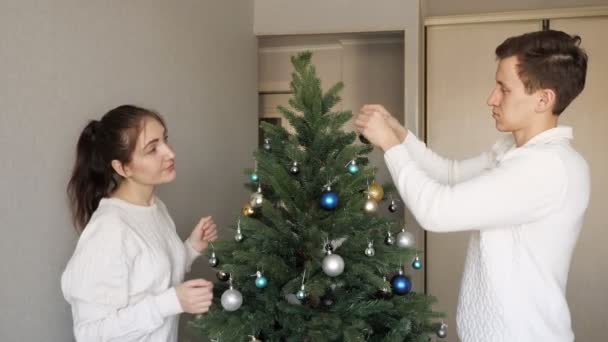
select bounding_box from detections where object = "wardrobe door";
[425,20,540,341]
[550,16,608,342]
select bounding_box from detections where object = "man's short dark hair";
[496,30,588,115]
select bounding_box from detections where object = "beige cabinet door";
[425,20,541,341]
[549,16,608,342]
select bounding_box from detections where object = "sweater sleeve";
[384,144,566,232]
[402,130,494,184]
[183,238,201,272]
[61,214,183,341]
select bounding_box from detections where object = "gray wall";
[425,0,608,16]
[0,1,256,341]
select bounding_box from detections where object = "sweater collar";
[522,125,573,147]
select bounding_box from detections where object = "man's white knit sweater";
[383,126,589,342]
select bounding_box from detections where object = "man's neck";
[512,116,559,147]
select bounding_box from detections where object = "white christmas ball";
[221,288,243,311]
[322,253,345,277]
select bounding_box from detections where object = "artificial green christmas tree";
[189,51,444,341]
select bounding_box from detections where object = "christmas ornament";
[216,270,231,282]
[364,241,375,257]
[249,172,259,183]
[241,203,255,217]
[250,159,259,183]
[263,138,271,152]
[296,284,307,301]
[390,269,412,295]
[320,186,339,210]
[324,243,334,253]
[436,322,448,339]
[379,276,392,298]
[346,160,359,175]
[359,134,370,144]
[254,271,268,289]
[396,227,415,249]
[388,199,398,213]
[208,251,219,267]
[234,220,243,242]
[296,270,308,301]
[412,255,423,270]
[364,195,378,213]
[384,231,395,245]
[322,250,345,277]
[289,161,300,175]
[221,281,243,311]
[250,185,264,208]
[248,336,262,342]
[368,181,384,202]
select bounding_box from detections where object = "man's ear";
[536,88,557,113]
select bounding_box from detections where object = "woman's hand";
[189,216,218,253]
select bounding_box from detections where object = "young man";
[355,30,589,342]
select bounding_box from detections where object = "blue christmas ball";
[347,163,359,175]
[255,276,268,289]
[412,257,423,270]
[320,191,339,210]
[249,172,259,183]
[391,274,412,295]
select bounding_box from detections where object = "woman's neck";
[112,181,155,206]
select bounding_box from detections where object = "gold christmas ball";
[368,181,384,201]
[241,203,255,217]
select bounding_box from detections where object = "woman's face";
[120,117,176,186]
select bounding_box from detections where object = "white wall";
[0,1,257,341]
[425,0,608,16]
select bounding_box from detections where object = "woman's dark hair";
[67,105,165,231]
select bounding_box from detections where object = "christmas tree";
[189,52,445,341]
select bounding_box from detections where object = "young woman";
[62,105,217,341]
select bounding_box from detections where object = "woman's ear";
[111,160,129,178]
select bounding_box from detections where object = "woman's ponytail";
[66,105,166,232]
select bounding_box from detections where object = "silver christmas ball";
[290,161,300,175]
[221,288,243,311]
[436,322,448,338]
[263,138,271,152]
[384,232,395,246]
[208,252,219,267]
[234,232,243,242]
[322,253,345,277]
[379,276,392,298]
[388,200,398,213]
[364,242,375,257]
[250,192,264,208]
[364,198,378,213]
[396,230,415,248]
